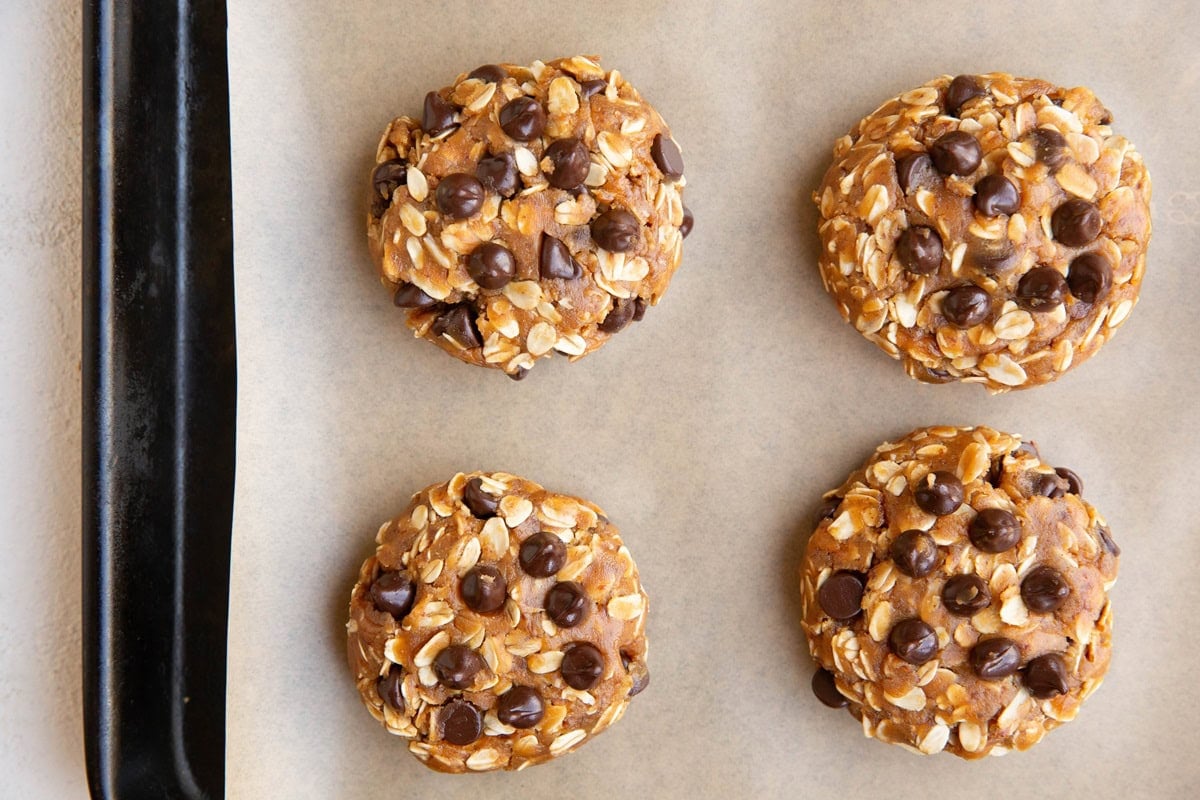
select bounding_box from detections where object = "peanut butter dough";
[814,74,1151,391]
[347,472,649,772]
[800,426,1118,757]
[368,56,691,379]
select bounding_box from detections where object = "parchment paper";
[227,2,1200,797]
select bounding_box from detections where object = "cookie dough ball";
[799,426,1119,757]
[814,73,1151,392]
[368,56,692,379]
[347,472,649,772]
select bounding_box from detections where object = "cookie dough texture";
[368,56,690,379]
[799,426,1119,758]
[347,472,649,772]
[814,73,1151,391]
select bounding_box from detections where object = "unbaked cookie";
[368,56,691,379]
[799,426,1118,757]
[346,472,649,772]
[814,73,1151,391]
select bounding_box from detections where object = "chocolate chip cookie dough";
[814,73,1151,391]
[347,472,649,772]
[368,56,692,379]
[799,426,1118,757]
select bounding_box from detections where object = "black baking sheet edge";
[83,2,236,798]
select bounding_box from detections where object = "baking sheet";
[226,1,1200,797]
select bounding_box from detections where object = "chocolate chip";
[496,685,545,728]
[1066,252,1112,303]
[897,226,943,275]
[370,571,416,618]
[507,367,528,381]
[468,64,507,84]
[598,297,638,334]
[430,304,482,349]
[914,471,964,516]
[462,477,499,518]
[622,653,650,696]
[519,531,566,577]
[1016,266,1067,312]
[393,283,437,309]
[439,698,483,745]
[1021,565,1070,613]
[372,158,407,201]
[1051,199,1102,246]
[970,637,1022,680]
[942,285,991,328]
[499,97,545,141]
[460,565,507,614]
[967,237,1019,275]
[378,668,404,711]
[476,152,520,198]
[543,137,590,189]
[580,79,607,99]
[817,570,865,621]
[1023,653,1069,698]
[560,642,604,690]
[539,233,583,280]
[1016,441,1040,458]
[1055,467,1083,495]
[930,130,982,176]
[423,91,457,136]
[467,242,517,289]
[942,574,990,615]
[632,298,647,321]
[968,508,1022,553]
[890,530,938,578]
[945,75,985,116]
[888,619,938,665]
[973,174,1021,216]
[651,134,685,180]
[987,457,1004,488]
[1097,525,1120,556]
[371,194,389,219]
[1032,473,1067,499]
[433,644,485,689]
[680,205,694,238]
[545,582,589,627]
[1032,128,1070,169]
[815,496,842,525]
[896,152,937,193]
[435,173,485,219]
[812,668,848,709]
[591,208,641,252]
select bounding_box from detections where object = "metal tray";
[82,2,235,797]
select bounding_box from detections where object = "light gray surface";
[0,1,86,796]
[172,0,1200,797]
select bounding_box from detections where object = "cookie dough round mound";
[368,56,691,379]
[814,73,1151,392]
[799,426,1119,758]
[347,472,649,773]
